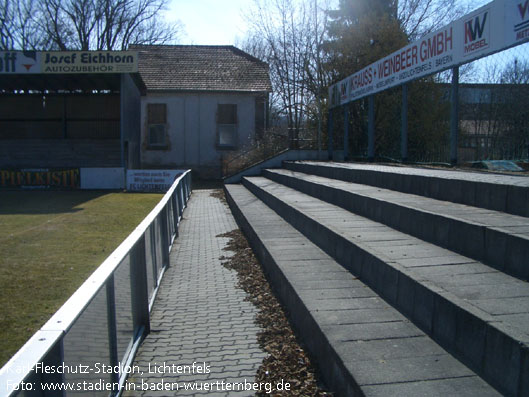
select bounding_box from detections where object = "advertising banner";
[329,0,529,107]
[127,170,184,192]
[0,51,39,74]
[0,168,80,189]
[0,51,138,74]
[505,0,529,46]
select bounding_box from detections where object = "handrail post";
[186,173,191,199]
[368,95,375,162]
[401,84,408,163]
[450,66,459,166]
[159,209,170,268]
[169,200,175,238]
[106,275,119,388]
[172,194,179,238]
[328,108,334,160]
[179,184,184,218]
[37,341,65,397]
[130,235,150,335]
[343,105,349,162]
[149,225,158,287]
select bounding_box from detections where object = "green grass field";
[0,190,163,367]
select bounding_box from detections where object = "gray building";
[132,45,272,179]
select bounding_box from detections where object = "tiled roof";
[131,45,272,93]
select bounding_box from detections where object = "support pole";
[450,67,459,165]
[328,108,334,160]
[343,105,349,162]
[106,276,119,386]
[317,103,322,159]
[401,84,408,162]
[62,96,67,139]
[368,95,375,161]
[120,74,125,169]
[130,235,150,335]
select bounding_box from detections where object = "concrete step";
[225,183,501,397]
[283,161,529,217]
[264,168,529,281]
[242,176,529,397]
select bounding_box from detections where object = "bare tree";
[0,0,14,49]
[1,0,42,50]
[0,0,182,51]
[242,0,331,148]
[398,0,470,40]
[304,0,333,151]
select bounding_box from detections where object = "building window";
[147,103,167,148]
[217,104,237,149]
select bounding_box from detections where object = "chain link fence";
[329,1,529,167]
[341,43,529,165]
[457,44,529,162]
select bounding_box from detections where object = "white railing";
[0,170,192,397]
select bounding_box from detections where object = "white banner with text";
[329,0,529,107]
[0,51,138,74]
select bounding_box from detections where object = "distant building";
[456,83,529,161]
[132,45,272,179]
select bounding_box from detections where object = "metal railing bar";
[115,325,145,397]
[149,226,158,290]
[0,330,62,395]
[40,170,189,334]
[148,266,168,312]
[171,195,179,242]
[0,170,191,396]
[105,275,120,390]
[130,235,150,336]
[160,209,170,261]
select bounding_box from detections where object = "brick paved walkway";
[123,190,266,396]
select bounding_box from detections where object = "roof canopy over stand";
[0,51,145,169]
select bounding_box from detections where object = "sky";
[164,0,491,47]
[164,0,253,46]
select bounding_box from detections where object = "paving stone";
[311,308,405,326]
[363,376,502,397]
[346,354,475,385]
[323,320,423,342]
[123,190,265,396]
[474,297,529,315]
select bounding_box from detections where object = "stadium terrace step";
[239,175,529,397]
[283,161,529,218]
[263,168,529,281]
[225,184,501,397]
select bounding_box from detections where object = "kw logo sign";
[464,10,489,56]
[515,1,529,41]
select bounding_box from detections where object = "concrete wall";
[81,168,124,189]
[224,149,343,184]
[140,92,257,178]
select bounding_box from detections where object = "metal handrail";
[0,170,192,397]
